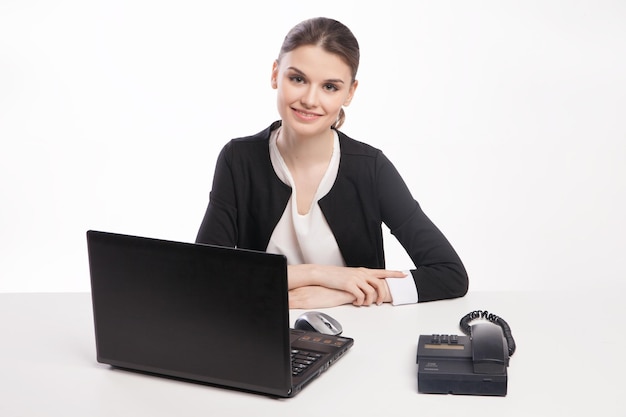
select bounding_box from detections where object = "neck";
[277,126,334,166]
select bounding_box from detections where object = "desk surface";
[1,291,623,416]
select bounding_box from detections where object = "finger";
[363,269,405,279]
[376,284,386,305]
[363,285,376,306]
[360,280,381,306]
[349,284,365,306]
[380,270,408,278]
[354,280,378,306]
[369,279,387,305]
[361,277,380,299]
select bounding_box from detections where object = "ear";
[343,79,358,106]
[271,60,279,89]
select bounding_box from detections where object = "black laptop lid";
[87,230,293,397]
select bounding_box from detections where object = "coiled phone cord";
[459,310,516,357]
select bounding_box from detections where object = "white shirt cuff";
[385,270,418,305]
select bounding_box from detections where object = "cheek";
[276,84,298,107]
[275,88,295,119]
[322,95,347,114]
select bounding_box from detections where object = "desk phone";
[416,310,516,396]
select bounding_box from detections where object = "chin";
[286,116,334,135]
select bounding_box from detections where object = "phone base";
[416,334,508,396]
[417,361,507,396]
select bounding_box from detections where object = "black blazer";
[196,121,468,302]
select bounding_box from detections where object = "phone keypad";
[429,334,459,345]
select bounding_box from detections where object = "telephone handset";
[469,322,508,374]
[416,310,516,396]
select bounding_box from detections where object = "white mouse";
[294,311,343,335]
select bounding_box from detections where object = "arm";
[377,154,469,302]
[288,264,405,307]
[196,143,238,246]
[289,286,356,309]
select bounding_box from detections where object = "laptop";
[86,230,353,398]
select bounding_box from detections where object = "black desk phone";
[416,310,516,396]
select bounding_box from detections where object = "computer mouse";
[294,311,343,336]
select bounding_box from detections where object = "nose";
[300,86,319,108]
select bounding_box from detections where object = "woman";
[196,17,468,308]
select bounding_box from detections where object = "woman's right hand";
[287,264,407,306]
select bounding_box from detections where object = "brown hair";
[278,17,360,129]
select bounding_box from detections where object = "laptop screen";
[87,230,294,396]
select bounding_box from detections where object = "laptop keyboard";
[291,350,322,376]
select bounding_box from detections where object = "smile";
[292,108,321,120]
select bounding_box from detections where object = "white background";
[1,0,625,293]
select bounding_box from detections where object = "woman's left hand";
[288,279,392,309]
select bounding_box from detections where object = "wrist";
[287,264,317,289]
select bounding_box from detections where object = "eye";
[323,83,339,92]
[289,75,305,84]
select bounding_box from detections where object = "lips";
[292,108,322,120]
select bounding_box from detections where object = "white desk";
[1,291,623,416]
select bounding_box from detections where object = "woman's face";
[271,45,357,137]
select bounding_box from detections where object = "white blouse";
[265,127,417,305]
[266,127,345,266]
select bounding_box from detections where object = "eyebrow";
[287,66,346,84]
